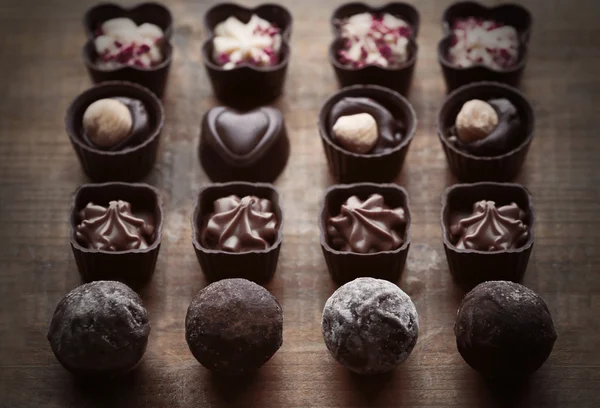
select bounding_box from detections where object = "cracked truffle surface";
[47,281,150,376]
[455,281,557,379]
[322,277,418,374]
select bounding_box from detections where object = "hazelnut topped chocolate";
[212,15,282,69]
[448,97,522,156]
[450,200,529,251]
[335,12,412,69]
[76,200,155,251]
[93,17,165,70]
[200,195,279,253]
[327,194,406,253]
[448,18,519,70]
[328,97,404,154]
[82,97,150,150]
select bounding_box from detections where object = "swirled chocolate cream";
[201,195,279,252]
[327,194,406,253]
[450,200,529,251]
[76,200,155,251]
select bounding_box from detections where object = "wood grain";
[1,0,599,407]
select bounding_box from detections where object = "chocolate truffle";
[327,194,406,253]
[335,12,412,68]
[449,97,522,157]
[199,106,289,182]
[450,200,529,251]
[185,278,283,376]
[455,281,557,379]
[47,281,150,376]
[328,97,404,154]
[448,18,519,70]
[212,14,282,69]
[93,17,165,69]
[200,195,278,252]
[322,277,418,374]
[76,200,155,251]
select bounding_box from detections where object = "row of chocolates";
[81,2,532,102]
[48,277,555,379]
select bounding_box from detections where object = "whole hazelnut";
[332,113,378,154]
[456,99,498,143]
[83,99,133,148]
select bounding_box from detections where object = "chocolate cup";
[328,2,419,95]
[318,85,417,183]
[70,182,164,289]
[83,2,173,40]
[441,182,535,290]
[198,106,290,183]
[437,81,534,182]
[66,81,164,182]
[438,2,532,91]
[201,3,293,109]
[82,2,173,98]
[191,182,283,284]
[319,183,411,284]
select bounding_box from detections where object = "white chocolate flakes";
[337,12,412,69]
[94,18,164,69]
[448,18,519,70]
[212,15,282,70]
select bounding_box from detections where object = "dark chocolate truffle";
[322,277,418,374]
[76,200,155,251]
[449,200,529,251]
[327,194,406,253]
[455,281,557,379]
[47,281,150,376]
[200,195,278,252]
[185,278,283,376]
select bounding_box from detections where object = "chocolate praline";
[199,106,289,183]
[185,278,283,376]
[455,281,557,379]
[47,281,150,376]
[322,277,419,375]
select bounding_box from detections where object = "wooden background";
[1,0,599,407]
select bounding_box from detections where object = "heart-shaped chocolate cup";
[199,106,290,183]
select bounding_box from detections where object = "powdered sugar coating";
[322,277,418,374]
[47,281,150,376]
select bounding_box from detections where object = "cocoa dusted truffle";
[322,277,419,374]
[76,200,155,251]
[47,281,150,376]
[200,195,278,252]
[455,281,557,379]
[185,278,283,376]
[450,200,529,251]
[327,194,406,253]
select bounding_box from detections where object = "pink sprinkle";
[216,53,230,65]
[114,40,122,48]
[137,44,151,55]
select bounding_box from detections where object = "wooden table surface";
[1,0,599,407]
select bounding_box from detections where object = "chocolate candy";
[455,281,556,379]
[327,193,406,253]
[322,277,419,374]
[201,195,278,252]
[76,200,155,251]
[47,281,150,376]
[450,200,528,251]
[185,278,283,376]
[449,98,522,156]
[328,97,404,154]
[200,106,289,182]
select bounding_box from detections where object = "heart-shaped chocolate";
[202,107,283,166]
[216,110,269,156]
